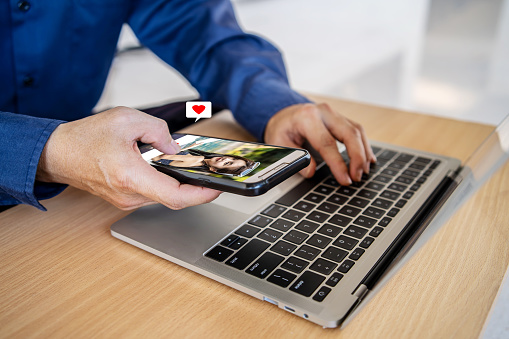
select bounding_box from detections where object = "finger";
[322,113,367,182]
[348,118,377,169]
[296,113,352,185]
[133,112,180,155]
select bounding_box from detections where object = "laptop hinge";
[352,284,369,299]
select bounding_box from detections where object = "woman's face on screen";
[207,156,246,171]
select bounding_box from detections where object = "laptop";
[110,115,509,328]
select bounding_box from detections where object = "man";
[0,0,376,211]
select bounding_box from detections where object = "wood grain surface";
[1,94,507,338]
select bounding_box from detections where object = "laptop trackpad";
[111,203,249,264]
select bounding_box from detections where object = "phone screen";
[141,134,297,183]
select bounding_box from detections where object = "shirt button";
[17,1,31,12]
[23,76,34,87]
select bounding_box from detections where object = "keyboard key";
[248,215,272,228]
[373,175,391,184]
[333,235,358,250]
[295,245,321,261]
[363,206,385,219]
[282,256,309,273]
[395,153,414,163]
[353,215,377,228]
[229,237,248,250]
[310,258,337,275]
[423,169,433,176]
[358,189,378,200]
[221,235,239,247]
[348,197,370,208]
[267,269,297,288]
[380,190,400,201]
[246,252,284,278]
[349,248,365,260]
[294,201,316,212]
[388,183,407,192]
[395,199,407,208]
[317,224,342,237]
[337,186,357,196]
[403,169,420,178]
[304,193,325,204]
[315,185,335,195]
[372,198,393,210]
[283,230,308,244]
[225,239,270,270]
[378,217,392,227]
[326,272,344,287]
[403,191,414,199]
[387,161,405,170]
[338,259,355,273]
[307,211,331,223]
[257,228,283,243]
[327,194,348,205]
[359,237,375,249]
[235,224,261,238]
[295,220,320,233]
[261,204,287,218]
[290,271,326,297]
[322,246,348,263]
[395,176,413,185]
[323,178,340,187]
[387,208,400,217]
[365,182,385,191]
[328,214,353,227]
[410,184,421,191]
[409,163,426,170]
[378,150,397,160]
[381,168,399,176]
[416,177,427,184]
[369,227,384,237]
[270,240,297,256]
[344,225,368,239]
[430,160,441,169]
[415,156,432,164]
[282,209,306,222]
[338,205,361,218]
[317,202,340,214]
[306,234,332,249]
[313,286,332,302]
[269,219,295,232]
[205,246,234,262]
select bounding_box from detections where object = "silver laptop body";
[111,116,508,328]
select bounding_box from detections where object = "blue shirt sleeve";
[128,0,311,141]
[0,112,67,210]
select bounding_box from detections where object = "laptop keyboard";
[205,147,441,302]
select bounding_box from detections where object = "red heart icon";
[192,105,205,114]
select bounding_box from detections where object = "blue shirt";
[0,0,309,210]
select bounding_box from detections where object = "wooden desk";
[1,95,508,338]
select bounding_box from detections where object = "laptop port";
[284,306,295,312]
[263,296,278,306]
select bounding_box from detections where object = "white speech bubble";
[186,101,212,122]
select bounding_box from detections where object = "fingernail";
[171,139,181,153]
[344,175,352,185]
[356,168,363,182]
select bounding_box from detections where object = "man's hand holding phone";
[36,107,221,210]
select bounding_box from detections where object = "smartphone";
[139,133,310,196]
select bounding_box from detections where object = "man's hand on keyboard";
[264,103,376,185]
[36,107,221,210]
